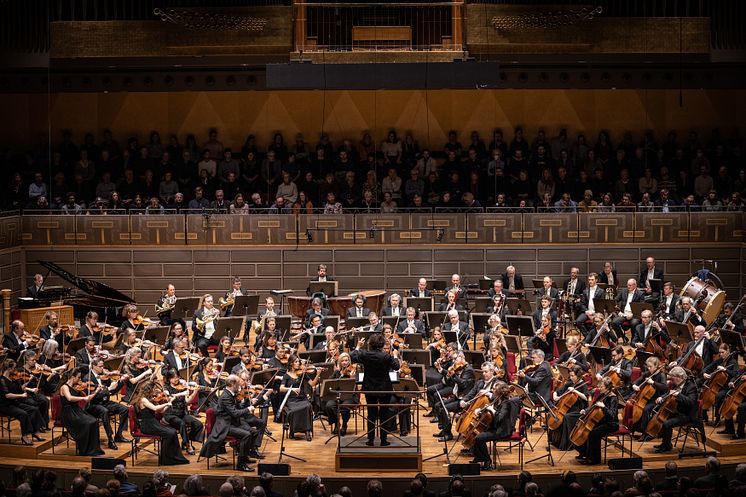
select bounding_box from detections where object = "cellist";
[669,325,717,371]
[632,310,669,352]
[719,371,746,439]
[632,356,668,442]
[469,382,521,471]
[555,336,589,372]
[575,377,618,465]
[550,366,589,451]
[595,346,633,399]
[705,342,740,428]
[651,366,702,453]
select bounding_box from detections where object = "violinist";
[79,311,116,349]
[60,367,103,456]
[438,290,463,312]
[164,321,190,352]
[231,347,257,375]
[86,357,131,450]
[396,307,426,336]
[222,276,244,317]
[39,311,64,347]
[214,336,236,363]
[0,359,46,445]
[120,304,145,332]
[517,349,553,404]
[652,366,701,453]
[234,372,269,461]
[163,369,204,455]
[704,342,739,424]
[596,346,633,399]
[555,336,589,372]
[133,380,190,465]
[194,358,222,412]
[550,366,589,451]
[164,338,195,372]
[156,283,178,324]
[632,310,670,350]
[199,374,258,473]
[350,333,400,447]
[575,377,618,465]
[323,352,357,436]
[432,352,476,442]
[631,356,668,441]
[530,314,556,361]
[17,351,51,429]
[2,320,36,360]
[347,294,371,319]
[443,309,469,351]
[118,328,139,355]
[268,346,290,421]
[74,337,98,366]
[575,272,605,333]
[425,341,458,416]
[192,294,221,356]
[37,339,67,395]
[259,333,278,360]
[121,347,154,402]
[671,325,717,370]
[425,327,447,366]
[470,382,521,470]
[486,340,508,380]
[279,354,315,441]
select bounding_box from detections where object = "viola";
[547,380,586,431]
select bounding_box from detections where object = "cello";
[643,322,668,361]
[626,367,663,425]
[719,373,746,420]
[676,338,705,374]
[569,390,616,447]
[455,391,493,437]
[548,379,586,431]
[644,386,683,437]
[700,354,732,411]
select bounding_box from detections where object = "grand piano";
[18,261,135,331]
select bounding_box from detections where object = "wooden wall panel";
[4,89,746,151]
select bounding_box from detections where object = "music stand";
[309,281,338,297]
[664,320,693,342]
[216,317,245,341]
[506,297,533,316]
[630,302,655,318]
[427,280,448,292]
[65,337,87,356]
[525,393,555,466]
[507,316,535,337]
[345,317,369,330]
[251,368,280,387]
[402,334,423,349]
[441,331,458,344]
[554,337,569,357]
[531,279,545,289]
[103,356,124,373]
[463,351,485,368]
[471,313,491,333]
[352,330,379,345]
[588,346,612,367]
[648,278,662,294]
[635,349,654,367]
[177,367,192,381]
[323,315,340,331]
[556,364,571,381]
[270,315,293,342]
[232,295,260,317]
[299,350,327,363]
[402,349,433,367]
[223,356,241,374]
[171,297,201,320]
[592,299,617,315]
[143,326,170,346]
[406,297,433,314]
[478,278,493,291]
[407,364,425,386]
[503,335,522,355]
[719,328,745,352]
[425,311,448,330]
[381,316,402,329]
[472,298,493,313]
[309,333,327,350]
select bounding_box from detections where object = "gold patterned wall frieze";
[490,6,602,31]
[153,8,267,32]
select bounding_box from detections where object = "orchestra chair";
[0,416,12,444]
[201,407,237,470]
[491,407,528,470]
[506,352,517,382]
[128,404,162,466]
[673,400,705,454]
[50,394,71,454]
[630,367,641,383]
[602,424,633,463]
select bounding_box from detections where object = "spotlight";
[306,230,313,242]
[436,229,444,242]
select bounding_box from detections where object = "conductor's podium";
[336,435,422,472]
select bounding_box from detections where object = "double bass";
[548,379,586,431]
[569,391,615,447]
[719,373,746,420]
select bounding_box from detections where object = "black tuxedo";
[443,320,470,350]
[598,270,618,288]
[632,323,670,348]
[396,319,426,335]
[562,278,586,297]
[381,305,406,318]
[639,267,664,290]
[615,289,645,326]
[577,286,605,316]
[438,302,463,312]
[164,350,193,372]
[75,347,95,366]
[532,309,557,329]
[535,287,559,303]
[304,307,329,327]
[26,285,43,298]
[679,338,717,367]
[672,309,704,328]
[199,389,257,462]
[660,378,702,449]
[486,288,508,299]
[660,294,680,318]
[521,361,552,403]
[347,306,371,318]
[2,332,28,359]
[350,348,400,443]
[409,288,433,298]
[500,273,524,295]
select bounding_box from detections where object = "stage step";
[706,434,746,457]
[336,451,422,472]
[0,437,54,458]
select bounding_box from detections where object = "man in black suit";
[396,307,426,335]
[613,278,645,332]
[486,279,507,300]
[199,374,257,471]
[599,262,618,290]
[74,337,98,366]
[231,347,256,375]
[444,274,467,301]
[672,325,717,369]
[2,320,34,360]
[671,296,704,328]
[654,366,702,453]
[410,278,433,298]
[639,256,664,303]
[432,352,476,441]
[163,338,194,372]
[531,296,557,329]
[659,282,679,318]
[313,326,337,350]
[382,293,406,318]
[350,333,400,446]
[306,263,336,296]
[562,267,586,299]
[26,273,44,298]
[501,265,524,296]
[470,381,521,470]
[346,295,370,318]
[517,349,552,404]
[575,272,605,332]
[596,346,633,399]
[86,357,130,449]
[304,297,329,327]
[535,276,559,305]
[442,309,469,351]
[632,310,670,351]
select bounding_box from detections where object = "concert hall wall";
[2,88,746,150]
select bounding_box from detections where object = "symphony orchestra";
[2,259,745,473]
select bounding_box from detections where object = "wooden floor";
[2,405,746,479]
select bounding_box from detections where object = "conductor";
[350,333,400,447]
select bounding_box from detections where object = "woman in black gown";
[0,359,46,445]
[37,340,67,396]
[550,366,589,450]
[122,347,154,402]
[163,369,204,455]
[194,358,223,412]
[59,367,104,456]
[279,354,315,441]
[134,380,189,465]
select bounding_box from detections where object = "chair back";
[205,407,216,436]
[128,404,139,434]
[51,395,63,425]
[631,366,641,383]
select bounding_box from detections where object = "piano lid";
[37,260,135,306]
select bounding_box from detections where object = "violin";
[20,331,41,346]
[518,363,539,376]
[100,372,125,381]
[151,390,170,404]
[57,325,78,339]
[132,315,153,327]
[447,362,466,376]
[9,371,32,381]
